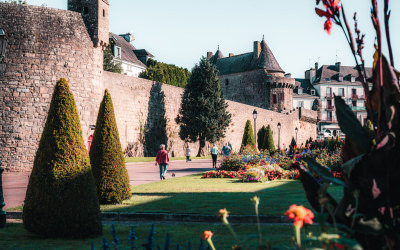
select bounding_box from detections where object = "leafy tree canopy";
[103,44,122,74]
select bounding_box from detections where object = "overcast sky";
[25,0,400,78]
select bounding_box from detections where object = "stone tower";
[68,0,109,49]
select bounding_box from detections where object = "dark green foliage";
[262,125,275,153]
[144,83,168,156]
[256,126,267,150]
[176,57,231,156]
[23,78,102,237]
[140,58,191,88]
[290,136,296,148]
[103,44,122,74]
[90,90,131,204]
[240,120,255,151]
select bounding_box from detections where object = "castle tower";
[68,0,109,50]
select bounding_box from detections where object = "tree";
[89,90,131,204]
[103,44,122,73]
[257,126,267,150]
[176,57,231,156]
[23,78,102,237]
[139,58,191,88]
[240,120,255,151]
[262,125,276,153]
[290,136,297,148]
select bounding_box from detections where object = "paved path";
[2,159,216,209]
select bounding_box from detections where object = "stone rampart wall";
[0,4,317,171]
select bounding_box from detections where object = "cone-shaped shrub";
[23,78,102,237]
[262,125,276,153]
[240,120,255,151]
[90,89,131,204]
[257,126,267,151]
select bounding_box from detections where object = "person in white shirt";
[186,146,192,162]
[210,144,220,168]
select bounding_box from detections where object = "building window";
[352,100,357,107]
[103,9,105,17]
[327,111,332,121]
[351,75,356,82]
[298,89,302,94]
[338,88,344,97]
[326,87,332,97]
[115,46,121,59]
[298,101,304,108]
[272,94,277,104]
[225,79,229,86]
[239,80,242,84]
[311,89,315,95]
[338,76,343,82]
[327,99,332,108]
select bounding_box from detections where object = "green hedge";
[23,78,102,237]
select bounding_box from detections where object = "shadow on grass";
[103,177,343,216]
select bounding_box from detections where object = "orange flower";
[201,231,213,240]
[324,18,333,34]
[284,204,314,228]
[315,0,341,35]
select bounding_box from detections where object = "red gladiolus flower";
[315,0,341,35]
[201,231,213,240]
[324,19,333,34]
[284,204,314,228]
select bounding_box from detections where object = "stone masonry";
[0,2,318,171]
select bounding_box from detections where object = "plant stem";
[207,238,216,250]
[295,225,301,248]
[255,205,263,246]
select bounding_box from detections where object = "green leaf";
[334,96,371,151]
[342,153,365,177]
[303,158,349,188]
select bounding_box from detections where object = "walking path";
[2,159,216,210]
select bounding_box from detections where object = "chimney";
[315,62,319,71]
[253,41,261,61]
[335,62,341,72]
[229,53,234,57]
[207,52,213,60]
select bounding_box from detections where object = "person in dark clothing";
[210,143,220,168]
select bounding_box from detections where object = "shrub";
[219,153,245,171]
[262,124,275,153]
[240,120,255,151]
[23,78,102,237]
[90,89,131,204]
[256,126,267,150]
[242,168,265,182]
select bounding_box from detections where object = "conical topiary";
[262,125,276,153]
[23,78,102,237]
[257,126,267,151]
[290,136,297,148]
[90,89,131,204]
[240,120,255,151]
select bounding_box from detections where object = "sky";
[25,0,400,78]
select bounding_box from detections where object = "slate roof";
[109,32,146,67]
[295,78,318,95]
[314,64,372,84]
[211,39,285,75]
[257,40,284,73]
[133,49,154,58]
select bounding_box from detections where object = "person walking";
[210,143,220,168]
[155,144,169,180]
[222,143,232,157]
[186,145,192,162]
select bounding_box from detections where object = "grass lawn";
[102,174,343,216]
[125,156,211,163]
[0,222,326,249]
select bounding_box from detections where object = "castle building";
[295,62,372,138]
[207,38,295,112]
[109,32,154,77]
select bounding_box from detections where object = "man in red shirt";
[155,144,170,180]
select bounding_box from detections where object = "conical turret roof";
[257,39,284,73]
[212,46,224,64]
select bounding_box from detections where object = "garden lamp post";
[0,27,7,73]
[0,159,6,228]
[295,127,298,144]
[277,122,281,149]
[253,109,257,147]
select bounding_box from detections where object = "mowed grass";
[102,174,343,216]
[125,156,211,163]
[0,222,326,249]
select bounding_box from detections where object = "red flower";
[201,231,213,240]
[324,18,333,34]
[284,204,314,228]
[315,0,341,34]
